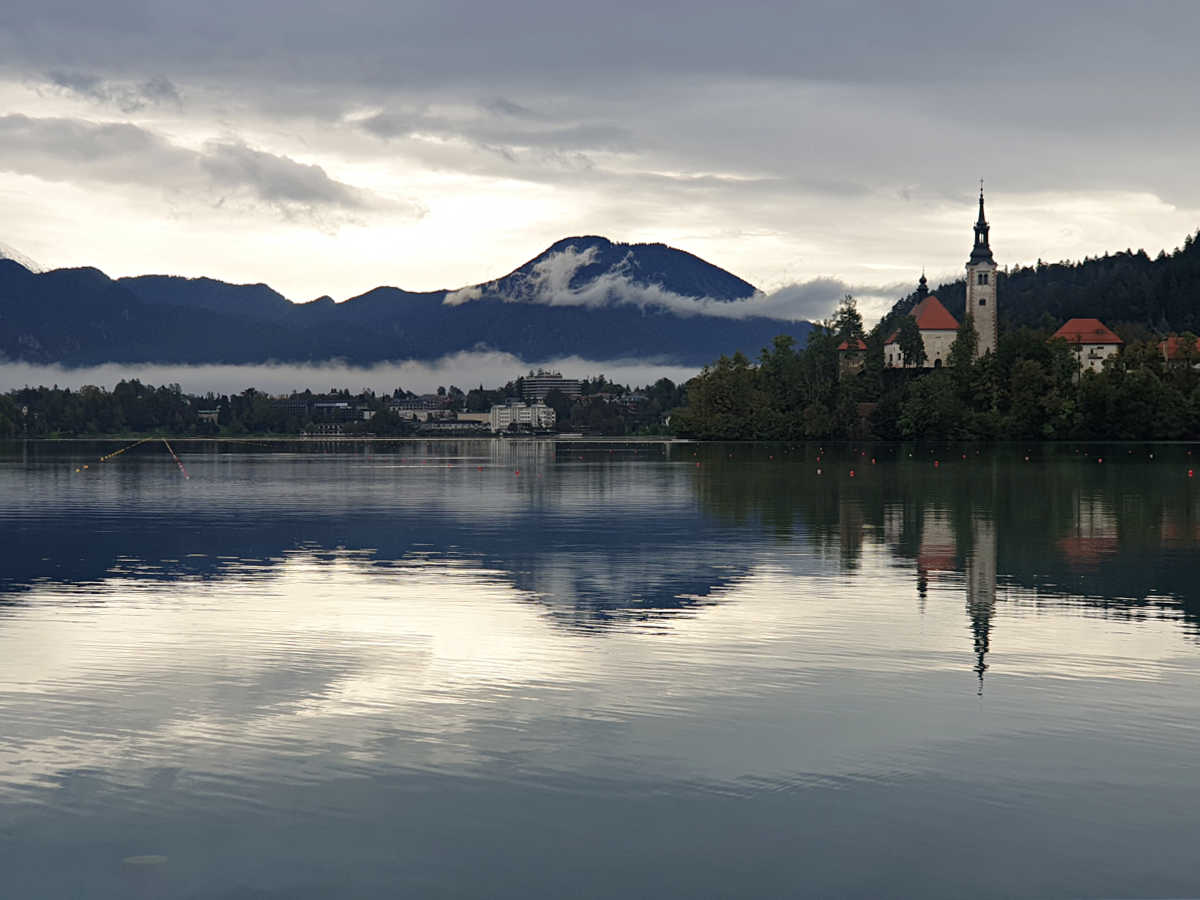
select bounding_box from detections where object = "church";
[880,189,999,368]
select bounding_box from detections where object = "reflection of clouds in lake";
[7,546,1196,815]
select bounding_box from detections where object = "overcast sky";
[1,1,1198,323]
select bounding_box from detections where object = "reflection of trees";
[1,439,750,631]
[692,442,1200,679]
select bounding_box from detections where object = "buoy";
[121,854,166,868]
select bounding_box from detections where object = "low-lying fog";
[0,352,701,396]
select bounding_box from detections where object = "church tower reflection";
[965,515,998,694]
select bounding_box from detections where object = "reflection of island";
[691,442,1200,678]
[1057,496,1118,572]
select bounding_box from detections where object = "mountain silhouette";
[0,237,811,366]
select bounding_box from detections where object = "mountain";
[0,236,811,367]
[886,230,1200,335]
[0,242,45,273]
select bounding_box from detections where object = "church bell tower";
[964,186,998,357]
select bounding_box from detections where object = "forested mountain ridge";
[887,230,1200,337]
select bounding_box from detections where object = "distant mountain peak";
[0,242,46,273]
[443,235,757,310]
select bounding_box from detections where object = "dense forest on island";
[671,295,1200,442]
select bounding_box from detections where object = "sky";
[1,1,1199,325]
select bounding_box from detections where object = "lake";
[2,439,1200,899]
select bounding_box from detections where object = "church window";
[979,297,987,306]
[977,273,989,285]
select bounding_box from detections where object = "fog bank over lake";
[0,353,700,395]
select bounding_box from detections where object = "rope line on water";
[161,439,190,479]
[99,437,152,462]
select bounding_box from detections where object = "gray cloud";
[43,70,181,112]
[357,107,632,156]
[0,114,415,222]
[0,2,1198,296]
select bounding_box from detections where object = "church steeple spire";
[969,182,994,265]
[916,270,929,299]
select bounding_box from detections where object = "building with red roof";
[836,336,867,377]
[1159,334,1200,367]
[883,280,961,369]
[1050,318,1123,374]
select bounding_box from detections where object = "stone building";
[964,189,998,357]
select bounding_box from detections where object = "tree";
[896,315,927,368]
[832,294,865,346]
[948,317,978,372]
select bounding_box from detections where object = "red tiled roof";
[837,338,867,351]
[1159,335,1200,359]
[1051,318,1123,345]
[883,295,959,344]
[911,296,959,331]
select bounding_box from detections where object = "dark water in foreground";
[3,439,1200,899]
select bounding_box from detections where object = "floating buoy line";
[78,437,190,479]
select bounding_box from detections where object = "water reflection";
[4,440,1200,898]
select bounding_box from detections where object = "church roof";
[911,296,960,330]
[837,337,867,351]
[1052,318,1123,345]
[884,295,959,344]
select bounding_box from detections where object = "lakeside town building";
[488,399,556,432]
[521,371,582,401]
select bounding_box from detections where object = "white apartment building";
[489,400,557,432]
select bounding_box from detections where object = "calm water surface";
[2,439,1200,898]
